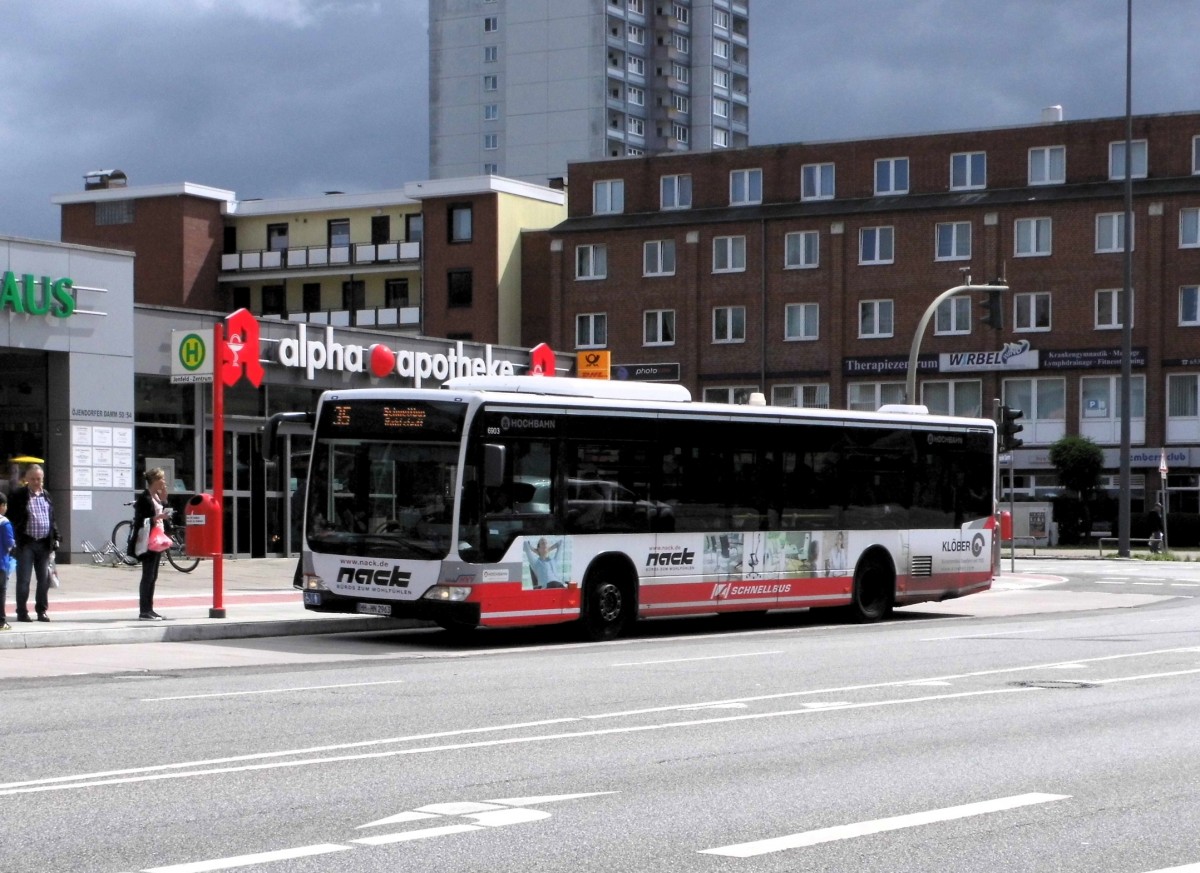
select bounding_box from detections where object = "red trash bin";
[185,493,221,557]
[999,510,1013,542]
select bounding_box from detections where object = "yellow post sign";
[576,350,611,380]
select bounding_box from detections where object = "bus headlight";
[304,575,328,591]
[422,585,473,602]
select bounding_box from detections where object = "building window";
[371,215,389,245]
[447,270,472,307]
[484,45,497,62]
[713,98,729,118]
[628,56,644,75]
[712,235,746,272]
[625,147,643,157]
[628,117,645,137]
[576,244,608,280]
[302,283,321,313]
[1167,374,1200,443]
[484,104,498,121]
[483,75,498,91]
[730,168,762,205]
[483,16,498,32]
[713,128,729,148]
[627,23,644,44]
[1004,377,1067,445]
[1015,217,1052,256]
[672,2,689,22]
[448,204,472,243]
[1081,375,1145,434]
[328,219,350,248]
[848,382,905,412]
[1180,207,1199,248]
[1095,288,1132,329]
[784,303,819,341]
[385,278,410,307]
[672,122,689,144]
[922,380,983,417]
[802,163,835,200]
[593,179,625,214]
[784,230,819,269]
[1015,292,1051,332]
[859,299,894,338]
[1181,286,1200,325]
[934,296,971,335]
[935,221,971,260]
[950,151,986,190]
[1096,212,1130,252]
[858,226,894,264]
[1109,139,1148,179]
[713,306,746,343]
[672,33,689,53]
[1029,145,1066,185]
[874,157,909,195]
[405,213,423,243]
[95,200,134,225]
[262,285,286,317]
[661,174,692,210]
[672,93,690,113]
[483,163,498,174]
[1194,136,1200,174]
[341,279,365,313]
[772,384,829,408]
[712,68,728,89]
[483,133,498,150]
[576,312,607,349]
[628,0,644,12]
[704,387,759,405]
[672,62,690,84]
[267,223,289,251]
[627,85,644,106]
[644,309,676,346]
[714,39,730,59]
[643,240,676,276]
[713,8,730,29]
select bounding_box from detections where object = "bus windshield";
[305,398,468,559]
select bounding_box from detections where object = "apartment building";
[429,0,750,184]
[521,110,1200,514]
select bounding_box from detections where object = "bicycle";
[111,501,201,573]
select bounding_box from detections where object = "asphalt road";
[3,562,1200,872]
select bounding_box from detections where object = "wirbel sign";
[0,271,77,318]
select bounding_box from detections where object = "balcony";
[222,240,421,273]
[262,305,421,328]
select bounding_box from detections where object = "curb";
[0,617,431,650]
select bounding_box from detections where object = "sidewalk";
[0,556,425,650]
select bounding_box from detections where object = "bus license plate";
[357,603,392,616]
[303,592,322,606]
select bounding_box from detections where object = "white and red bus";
[286,376,998,639]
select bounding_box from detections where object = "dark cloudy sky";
[2,0,1194,241]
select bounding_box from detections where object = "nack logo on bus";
[337,566,411,588]
[278,324,516,385]
[646,548,695,568]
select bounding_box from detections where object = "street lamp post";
[905,276,1009,404]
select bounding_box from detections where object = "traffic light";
[980,288,1004,330]
[999,405,1024,451]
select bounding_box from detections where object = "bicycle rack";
[81,539,124,566]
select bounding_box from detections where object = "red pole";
[210,322,226,618]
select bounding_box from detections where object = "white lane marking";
[921,628,1042,641]
[611,651,783,666]
[143,679,406,702]
[356,811,439,828]
[1046,663,1088,670]
[0,688,1036,797]
[353,825,479,846]
[699,793,1070,857]
[1095,668,1200,685]
[144,843,350,872]
[1139,864,1200,872]
[902,680,953,686]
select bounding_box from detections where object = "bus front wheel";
[582,568,633,641]
[846,554,893,623]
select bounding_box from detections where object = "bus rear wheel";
[582,569,633,641]
[846,554,893,623]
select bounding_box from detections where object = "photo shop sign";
[275,323,516,386]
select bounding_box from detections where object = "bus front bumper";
[301,590,481,626]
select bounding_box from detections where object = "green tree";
[1049,435,1104,539]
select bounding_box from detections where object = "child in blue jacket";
[0,493,16,630]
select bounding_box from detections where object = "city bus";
[281,376,999,640]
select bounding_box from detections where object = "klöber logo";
[277,324,516,385]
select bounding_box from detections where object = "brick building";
[522,110,1200,514]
